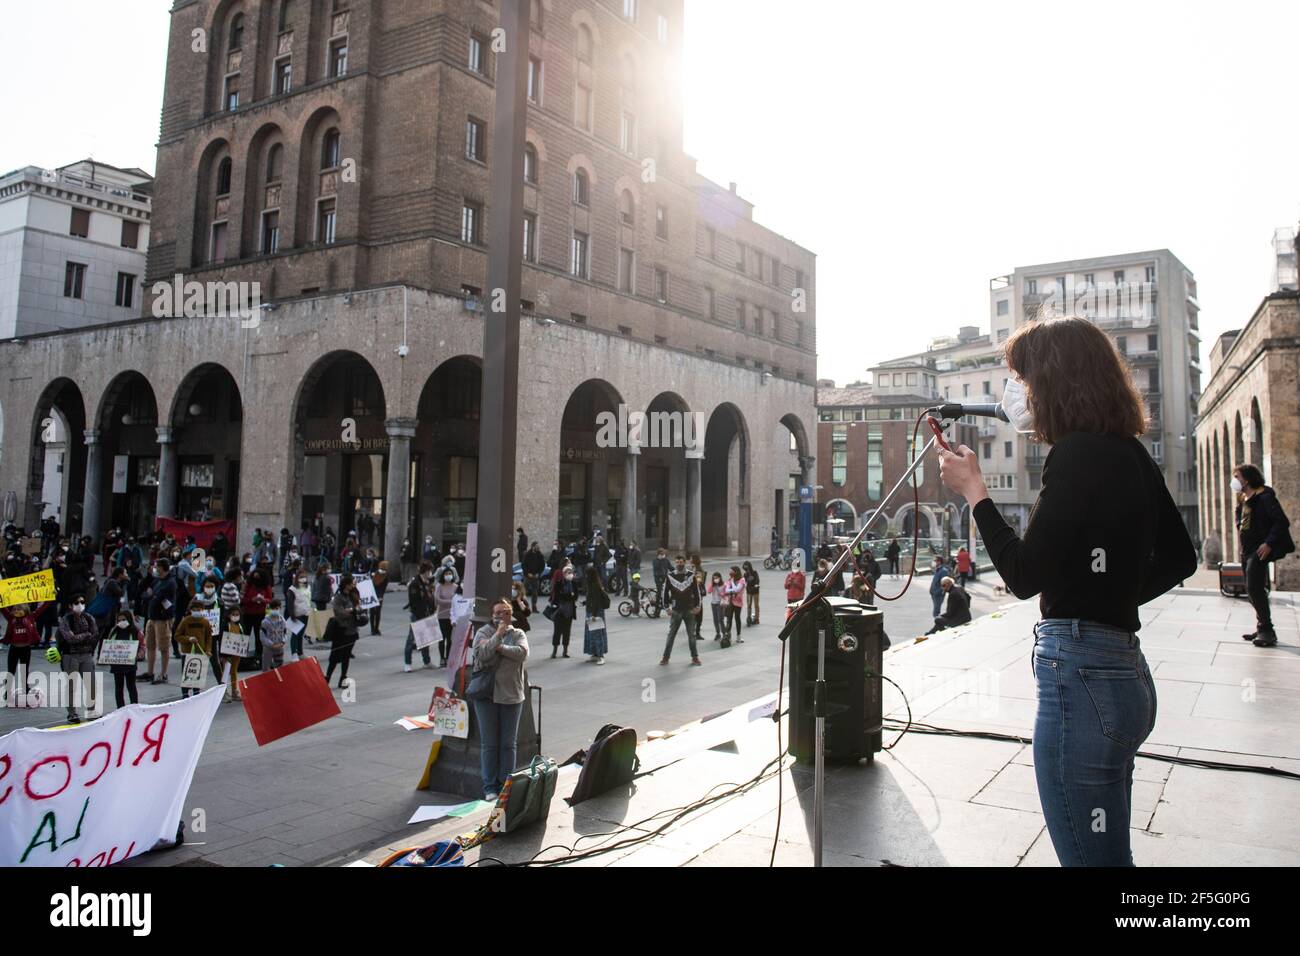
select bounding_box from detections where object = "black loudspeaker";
[787,596,884,764]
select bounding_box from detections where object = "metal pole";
[814,619,826,868]
[473,0,530,607]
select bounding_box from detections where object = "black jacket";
[1237,487,1294,560]
[522,549,547,576]
[661,569,700,614]
[938,587,972,627]
[546,548,565,572]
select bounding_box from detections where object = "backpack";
[565,724,640,806]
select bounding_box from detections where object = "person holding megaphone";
[938,317,1195,867]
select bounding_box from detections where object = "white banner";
[411,615,440,650]
[0,687,223,867]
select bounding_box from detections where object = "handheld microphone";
[932,403,1009,423]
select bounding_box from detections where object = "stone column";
[384,418,416,564]
[156,426,178,520]
[81,429,104,543]
[621,445,639,545]
[686,449,703,554]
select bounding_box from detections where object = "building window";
[461,201,482,244]
[867,427,883,499]
[771,257,781,287]
[1117,336,1127,354]
[469,32,489,76]
[654,268,668,303]
[1148,367,1159,391]
[572,168,589,206]
[575,83,592,131]
[521,213,537,262]
[619,248,634,293]
[620,112,637,154]
[735,299,745,329]
[520,145,539,186]
[1114,270,1125,284]
[528,56,543,103]
[64,261,86,299]
[735,241,746,271]
[1004,440,1012,458]
[622,0,637,21]
[576,24,592,62]
[795,320,804,345]
[571,312,587,324]
[275,57,293,94]
[329,39,348,77]
[832,425,848,486]
[223,74,240,111]
[229,13,244,50]
[657,14,669,44]
[279,0,295,32]
[1025,278,1037,295]
[266,144,284,182]
[1147,333,1157,352]
[997,328,1008,341]
[655,204,667,240]
[619,189,634,225]
[754,251,764,281]
[705,225,716,259]
[705,287,715,320]
[120,219,140,248]
[466,117,486,162]
[996,299,1008,315]
[210,222,228,262]
[571,231,589,278]
[316,200,336,244]
[114,271,136,309]
[321,129,341,169]
[261,210,280,254]
[69,208,90,238]
[1145,265,1156,284]
[982,443,991,460]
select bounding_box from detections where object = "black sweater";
[974,431,1195,632]
[1236,487,1291,557]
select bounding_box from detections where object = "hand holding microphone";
[938,444,989,506]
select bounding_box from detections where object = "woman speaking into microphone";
[938,317,1195,867]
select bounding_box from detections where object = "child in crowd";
[174,598,215,698]
[219,608,246,702]
[2,601,50,681]
[102,610,143,709]
[287,569,312,660]
[707,572,726,641]
[261,599,288,671]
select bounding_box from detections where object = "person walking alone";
[582,566,609,664]
[1233,463,1294,647]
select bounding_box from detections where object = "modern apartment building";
[0,160,152,338]
[872,250,1202,534]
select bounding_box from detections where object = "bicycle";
[617,589,661,618]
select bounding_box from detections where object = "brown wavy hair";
[1003,317,1146,445]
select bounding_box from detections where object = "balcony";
[1125,348,1159,364]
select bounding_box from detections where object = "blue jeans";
[404,626,432,666]
[931,593,944,617]
[472,698,524,796]
[1032,619,1157,867]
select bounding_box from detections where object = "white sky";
[3,0,1297,387]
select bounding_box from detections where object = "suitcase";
[1219,562,1247,598]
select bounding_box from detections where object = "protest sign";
[97,640,138,667]
[180,654,208,690]
[20,537,41,556]
[220,631,253,658]
[429,687,469,739]
[411,615,440,650]
[200,608,221,636]
[0,687,223,866]
[0,570,56,609]
[356,578,379,610]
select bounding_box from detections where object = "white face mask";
[1000,377,1035,434]
[1230,477,1244,494]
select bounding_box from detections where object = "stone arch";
[702,401,750,552]
[206,0,249,115]
[412,355,484,550]
[643,391,691,550]
[193,137,233,267]
[525,127,549,164]
[557,379,628,544]
[27,378,87,534]
[824,497,858,534]
[93,371,161,537]
[566,153,598,187]
[167,363,244,522]
[290,350,388,541]
[570,9,603,50]
[1233,410,1244,466]
[1249,397,1264,474]
[242,122,286,255]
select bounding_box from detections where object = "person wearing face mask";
[325,574,366,688]
[2,601,50,682]
[433,566,459,667]
[707,572,726,640]
[469,598,531,801]
[452,544,467,582]
[659,555,702,666]
[403,561,437,672]
[57,594,99,722]
[582,566,609,664]
[139,559,177,685]
[261,599,288,670]
[369,560,389,636]
[938,317,1195,867]
[311,563,334,610]
[219,608,246,701]
[175,598,215,698]
[548,566,578,659]
[1232,463,1294,647]
[287,571,312,661]
[101,610,143,709]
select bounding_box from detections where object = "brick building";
[0,0,818,559]
[815,382,976,544]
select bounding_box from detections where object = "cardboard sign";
[97,640,139,667]
[20,537,41,556]
[0,688,223,866]
[285,617,306,636]
[411,615,440,650]
[430,687,469,739]
[180,654,208,690]
[200,608,221,636]
[0,570,56,608]
[220,631,253,658]
[356,578,379,610]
